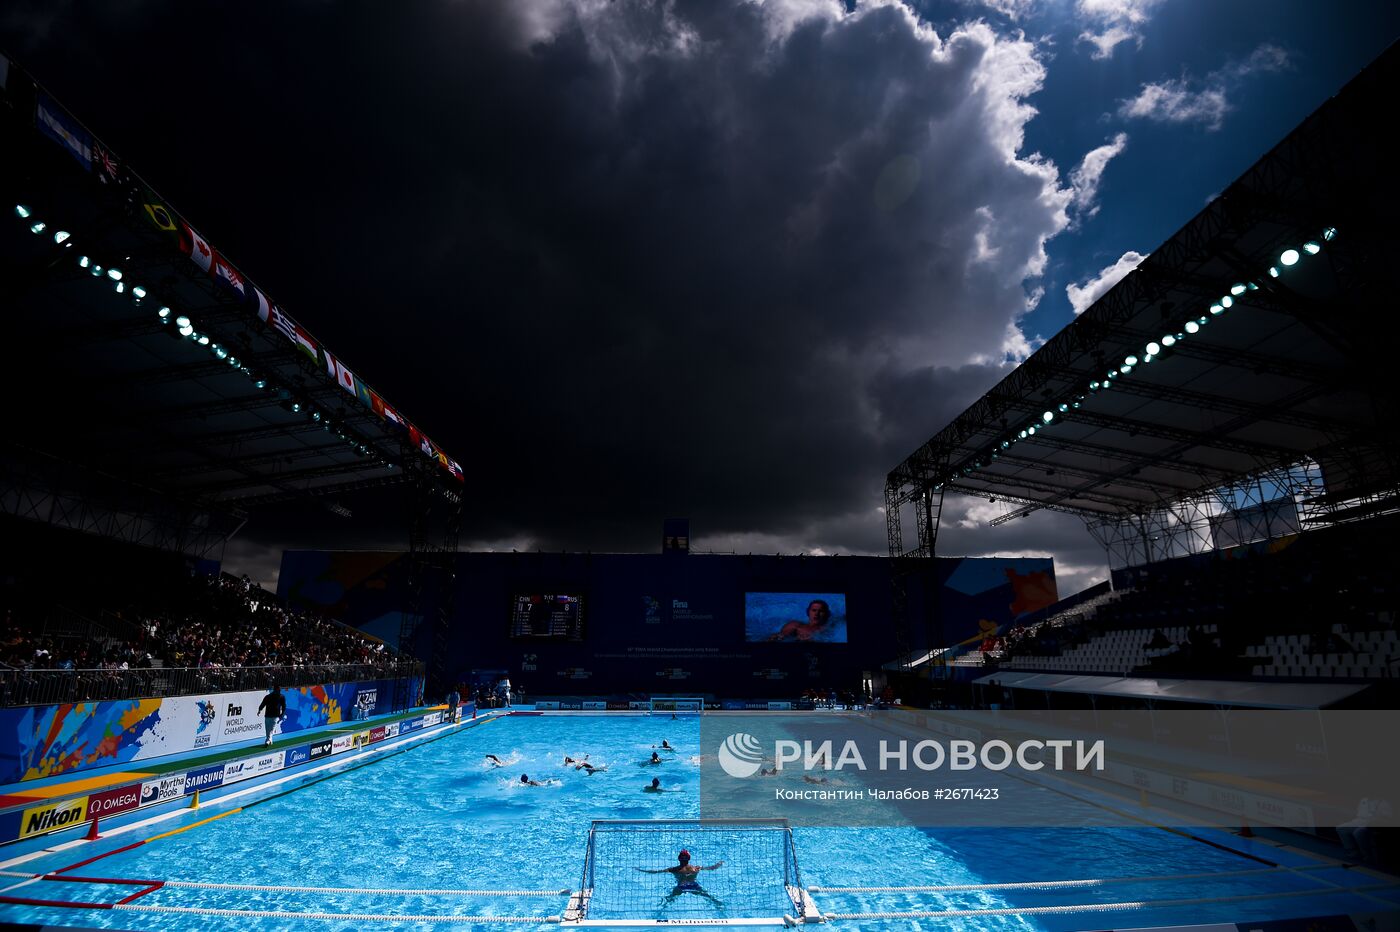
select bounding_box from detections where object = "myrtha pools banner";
[0,677,416,783]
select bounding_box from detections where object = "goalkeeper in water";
[637,849,725,906]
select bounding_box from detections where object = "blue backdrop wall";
[277,551,1057,697]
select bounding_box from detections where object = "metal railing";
[0,660,424,708]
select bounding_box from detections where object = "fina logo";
[717,733,765,778]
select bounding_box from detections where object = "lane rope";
[820,881,1399,921]
[810,861,1347,893]
[160,880,571,897]
[112,903,561,922]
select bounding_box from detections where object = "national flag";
[444,458,464,482]
[269,306,317,359]
[180,222,216,275]
[381,404,408,434]
[212,256,246,298]
[36,93,91,169]
[410,427,436,458]
[355,381,381,413]
[140,187,179,237]
[323,351,357,396]
[143,202,178,235]
[92,143,120,183]
[252,288,274,324]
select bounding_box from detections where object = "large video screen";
[745,592,847,643]
[509,593,584,640]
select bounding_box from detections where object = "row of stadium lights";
[17,204,390,465]
[934,226,1338,491]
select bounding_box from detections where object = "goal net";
[571,819,806,926]
[647,697,705,715]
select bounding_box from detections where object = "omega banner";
[698,710,1400,829]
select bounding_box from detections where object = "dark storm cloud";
[5,1,1098,574]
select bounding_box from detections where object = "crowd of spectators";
[2,572,410,704]
[796,687,866,709]
[984,613,1091,665]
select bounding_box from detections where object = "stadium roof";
[1,58,463,546]
[887,43,1398,529]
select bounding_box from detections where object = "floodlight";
[53,230,71,244]
[29,221,45,234]
[1185,321,1200,334]
[1280,248,1300,266]
[15,205,32,218]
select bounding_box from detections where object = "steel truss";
[397,444,463,708]
[0,442,244,561]
[883,481,943,672]
[1083,461,1321,570]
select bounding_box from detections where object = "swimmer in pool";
[485,755,505,766]
[636,849,723,906]
[646,751,663,765]
[657,740,675,751]
[520,774,544,787]
[579,761,607,775]
[643,777,667,792]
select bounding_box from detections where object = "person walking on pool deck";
[636,849,724,906]
[257,684,286,748]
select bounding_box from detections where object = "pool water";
[1,713,1395,930]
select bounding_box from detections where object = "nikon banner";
[698,710,1400,829]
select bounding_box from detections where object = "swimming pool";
[0,712,1395,930]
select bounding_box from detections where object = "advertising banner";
[20,798,88,839]
[85,784,142,821]
[140,774,187,806]
[0,676,417,783]
[217,691,272,746]
[221,759,256,786]
[184,764,225,796]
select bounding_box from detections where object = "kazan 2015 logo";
[717,733,765,778]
